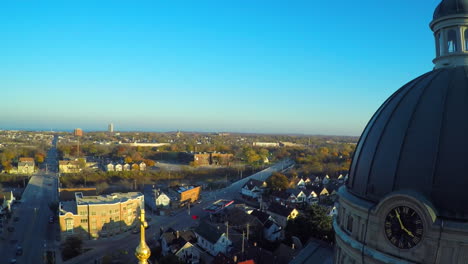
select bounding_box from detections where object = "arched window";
[447,29,457,53]
[465,29,468,51]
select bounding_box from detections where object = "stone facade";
[59,192,144,240]
[335,187,468,264]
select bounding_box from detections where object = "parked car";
[16,246,23,256]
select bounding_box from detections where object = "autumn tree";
[124,156,133,164]
[267,172,289,191]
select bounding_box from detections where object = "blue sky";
[1,0,441,135]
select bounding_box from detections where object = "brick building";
[168,186,201,207]
[59,192,144,240]
[74,128,83,137]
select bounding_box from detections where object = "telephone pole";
[226,222,229,240]
[247,223,250,241]
[242,231,245,254]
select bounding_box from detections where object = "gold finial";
[135,209,151,264]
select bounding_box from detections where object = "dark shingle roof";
[194,221,224,244]
[243,179,264,190]
[267,203,293,217]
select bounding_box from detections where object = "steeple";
[135,209,151,264]
[431,0,468,68]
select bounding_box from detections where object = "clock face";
[384,206,424,249]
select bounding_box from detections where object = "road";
[63,158,294,264]
[0,135,59,264]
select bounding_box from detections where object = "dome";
[434,0,468,20]
[347,66,468,220]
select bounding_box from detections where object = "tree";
[267,172,289,191]
[124,156,133,164]
[144,159,156,167]
[35,153,45,163]
[286,204,334,244]
[61,236,83,260]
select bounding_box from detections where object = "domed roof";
[434,0,468,20]
[347,66,468,220]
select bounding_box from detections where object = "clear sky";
[1,0,441,136]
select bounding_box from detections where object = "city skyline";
[1,1,440,136]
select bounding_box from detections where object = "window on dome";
[447,29,457,53]
[346,215,353,233]
[465,29,468,51]
[436,32,442,56]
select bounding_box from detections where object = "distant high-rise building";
[108,123,114,133]
[74,128,83,137]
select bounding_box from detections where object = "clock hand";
[395,210,405,229]
[403,228,415,237]
[395,210,415,237]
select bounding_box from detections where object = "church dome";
[347,66,468,221]
[434,0,468,20]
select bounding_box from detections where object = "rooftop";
[75,192,143,205]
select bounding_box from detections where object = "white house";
[114,163,123,171]
[250,209,283,242]
[328,205,338,217]
[105,163,114,172]
[307,191,319,205]
[337,174,344,183]
[296,179,306,189]
[241,179,266,199]
[1,191,15,211]
[155,192,171,208]
[123,163,131,171]
[139,162,147,171]
[194,222,232,256]
[175,242,202,264]
[288,189,307,205]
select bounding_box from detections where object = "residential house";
[123,163,131,171]
[114,163,123,172]
[59,160,81,174]
[306,190,319,205]
[0,191,15,211]
[286,189,307,206]
[337,174,344,184]
[296,178,306,189]
[266,203,299,228]
[17,157,35,174]
[224,207,263,241]
[194,222,233,256]
[105,163,115,172]
[319,188,330,201]
[131,163,139,171]
[249,210,282,242]
[161,229,198,260]
[241,179,266,200]
[322,175,330,185]
[270,190,290,206]
[156,191,171,208]
[139,162,146,171]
